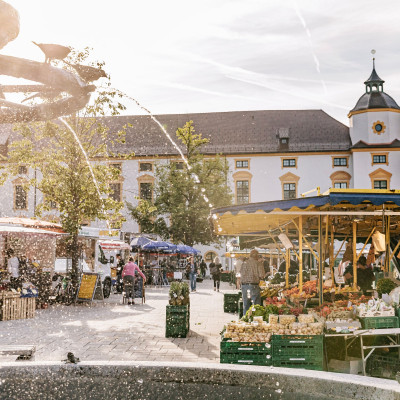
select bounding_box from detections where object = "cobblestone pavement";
[0,279,238,363]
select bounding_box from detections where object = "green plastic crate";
[221,340,271,353]
[224,293,240,313]
[366,354,400,380]
[272,335,324,370]
[220,340,272,366]
[166,305,189,338]
[220,352,272,365]
[359,316,399,329]
[166,305,189,313]
[238,300,243,318]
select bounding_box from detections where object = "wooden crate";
[0,296,36,321]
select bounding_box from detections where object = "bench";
[0,345,36,360]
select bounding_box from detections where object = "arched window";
[279,172,300,200]
[330,171,351,189]
[369,168,392,190]
[205,251,217,263]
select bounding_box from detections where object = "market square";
[2,0,400,399]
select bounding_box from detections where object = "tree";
[128,121,232,246]
[2,47,133,287]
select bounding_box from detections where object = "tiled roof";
[102,109,351,156]
[351,139,400,149]
[350,92,400,113]
[0,110,351,157]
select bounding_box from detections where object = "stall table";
[325,328,400,376]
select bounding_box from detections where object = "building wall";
[349,110,400,144]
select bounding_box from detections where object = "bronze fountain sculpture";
[0,0,104,124]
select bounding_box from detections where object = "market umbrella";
[176,244,200,255]
[142,240,176,253]
[130,236,152,249]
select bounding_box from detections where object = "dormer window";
[279,138,289,149]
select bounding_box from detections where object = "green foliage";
[377,278,397,296]
[128,121,232,246]
[169,281,190,306]
[241,304,279,322]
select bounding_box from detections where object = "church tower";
[349,59,400,190]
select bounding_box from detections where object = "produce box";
[238,299,243,318]
[220,340,272,366]
[366,354,400,380]
[224,293,241,313]
[272,334,324,370]
[358,316,399,329]
[166,305,189,338]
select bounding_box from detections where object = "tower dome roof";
[349,59,400,114]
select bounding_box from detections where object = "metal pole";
[353,221,357,290]
[318,215,323,305]
[299,215,303,293]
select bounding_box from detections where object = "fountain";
[0,0,103,123]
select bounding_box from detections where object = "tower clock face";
[372,121,386,135]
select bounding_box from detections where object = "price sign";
[76,273,102,302]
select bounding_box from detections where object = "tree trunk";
[70,232,80,289]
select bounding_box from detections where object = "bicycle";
[53,274,76,306]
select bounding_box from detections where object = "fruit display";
[260,287,281,298]
[356,298,394,317]
[298,314,314,324]
[241,304,279,322]
[223,313,323,342]
[168,281,189,306]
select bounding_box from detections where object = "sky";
[3,0,400,125]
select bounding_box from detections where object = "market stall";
[212,189,400,378]
[0,223,64,317]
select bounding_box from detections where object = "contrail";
[291,0,327,94]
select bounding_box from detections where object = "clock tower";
[348,59,400,145]
[349,59,400,190]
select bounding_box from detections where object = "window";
[18,165,28,175]
[374,180,387,189]
[371,153,388,166]
[369,168,391,190]
[279,138,289,149]
[15,185,27,209]
[333,157,348,167]
[140,182,153,201]
[236,180,249,204]
[109,182,121,202]
[49,199,57,209]
[236,160,249,169]
[139,162,153,172]
[205,251,217,263]
[282,159,296,168]
[283,183,296,200]
[110,163,121,171]
[173,162,184,170]
[330,171,351,189]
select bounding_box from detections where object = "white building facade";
[1,63,400,265]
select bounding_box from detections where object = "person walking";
[187,256,197,292]
[200,258,207,278]
[210,256,222,292]
[122,256,146,305]
[241,249,265,314]
[235,256,243,290]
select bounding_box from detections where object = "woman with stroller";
[122,256,146,305]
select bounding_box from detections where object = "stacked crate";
[224,293,241,313]
[0,293,36,321]
[359,316,399,329]
[237,299,243,318]
[367,354,400,380]
[165,305,189,338]
[220,340,272,366]
[272,334,324,370]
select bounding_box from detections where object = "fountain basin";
[0,361,399,399]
